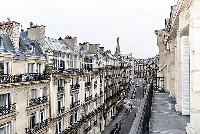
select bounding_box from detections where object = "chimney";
[0,20,20,50]
[79,42,89,51]
[30,22,33,28]
[62,36,77,49]
[27,23,45,45]
[89,44,99,53]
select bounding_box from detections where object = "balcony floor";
[149,92,189,134]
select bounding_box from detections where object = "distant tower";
[115,37,121,56]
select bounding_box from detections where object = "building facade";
[155,0,200,133]
[0,20,133,134]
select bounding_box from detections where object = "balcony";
[58,106,65,114]
[100,91,103,95]
[25,118,49,134]
[85,82,91,87]
[0,103,16,116]
[0,73,50,84]
[29,96,49,107]
[58,87,64,94]
[85,95,92,102]
[71,84,80,92]
[70,100,80,109]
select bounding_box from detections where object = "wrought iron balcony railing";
[85,95,92,102]
[0,103,16,116]
[71,84,80,92]
[70,100,80,109]
[29,96,48,107]
[85,82,91,87]
[25,118,49,134]
[58,87,64,93]
[0,73,50,84]
[100,91,103,95]
[58,106,65,114]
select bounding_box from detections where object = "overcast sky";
[1,0,177,58]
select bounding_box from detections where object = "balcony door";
[28,63,34,73]
[0,122,10,134]
[0,62,9,74]
[56,119,63,133]
[30,113,36,129]
[40,110,46,122]
[0,93,10,110]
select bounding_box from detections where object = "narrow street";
[101,79,146,134]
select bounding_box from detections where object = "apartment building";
[0,20,133,134]
[155,0,200,133]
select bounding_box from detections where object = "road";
[101,78,146,134]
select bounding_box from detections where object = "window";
[0,122,10,134]
[70,114,73,125]
[36,63,42,74]
[58,80,64,88]
[0,93,10,108]
[31,89,37,99]
[28,63,34,73]
[75,93,78,102]
[0,37,2,47]
[74,111,77,123]
[58,97,64,113]
[42,88,47,97]
[40,110,46,122]
[56,119,63,133]
[0,62,9,74]
[30,113,36,128]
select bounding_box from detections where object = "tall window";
[0,62,9,74]
[74,111,77,123]
[28,63,34,73]
[30,113,36,128]
[0,37,2,47]
[0,122,10,134]
[36,63,42,74]
[0,93,10,109]
[58,80,64,88]
[31,89,37,99]
[40,109,46,122]
[56,119,63,133]
[42,88,47,97]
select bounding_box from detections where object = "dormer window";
[0,37,2,46]
[29,43,35,53]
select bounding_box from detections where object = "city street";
[102,79,146,134]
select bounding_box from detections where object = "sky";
[0,0,177,58]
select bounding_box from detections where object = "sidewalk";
[149,92,189,134]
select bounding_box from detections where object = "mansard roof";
[19,37,44,56]
[0,33,15,53]
[42,37,74,54]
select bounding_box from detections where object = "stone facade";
[155,0,200,133]
[0,20,133,134]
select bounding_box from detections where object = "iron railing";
[0,103,16,116]
[58,87,64,93]
[29,96,49,107]
[25,118,49,134]
[0,73,50,84]
[85,95,92,102]
[70,100,80,109]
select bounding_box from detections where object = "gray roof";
[42,37,73,54]
[0,33,15,53]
